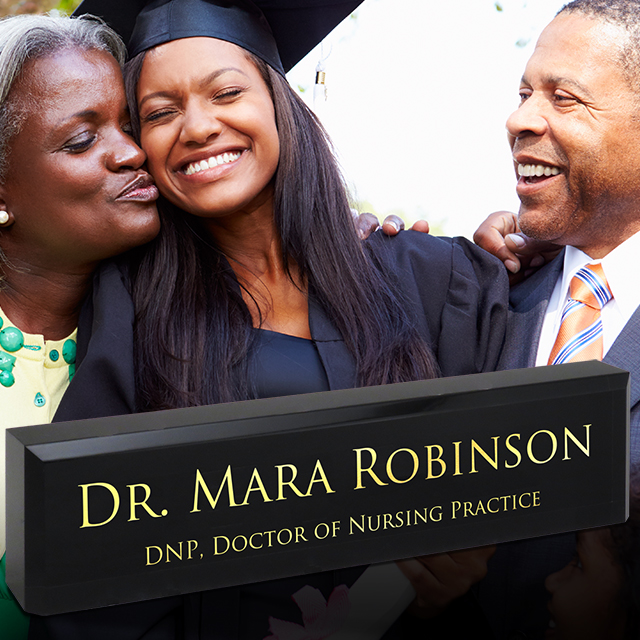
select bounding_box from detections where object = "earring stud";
[0,211,8,225]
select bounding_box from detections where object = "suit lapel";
[501,249,639,411]
[498,253,565,371]
[604,304,640,414]
[308,296,357,390]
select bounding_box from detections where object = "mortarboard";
[73,0,364,74]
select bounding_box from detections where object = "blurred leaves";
[0,0,80,17]
[56,0,81,14]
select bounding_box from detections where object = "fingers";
[381,216,431,236]
[409,220,430,234]
[504,234,563,282]
[355,213,429,238]
[395,558,444,618]
[416,546,494,588]
[474,212,563,284]
[446,544,496,567]
[473,211,520,241]
[473,211,521,274]
[504,233,556,258]
[504,235,544,256]
[353,212,380,240]
[396,546,496,619]
[381,214,405,236]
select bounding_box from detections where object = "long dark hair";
[125,50,439,410]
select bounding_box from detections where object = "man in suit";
[469,1,640,637]
[378,3,640,635]
[493,0,640,433]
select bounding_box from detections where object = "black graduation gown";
[29,230,508,640]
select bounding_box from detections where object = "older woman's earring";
[0,211,9,225]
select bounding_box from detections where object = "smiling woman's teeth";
[184,151,242,175]
[518,163,561,177]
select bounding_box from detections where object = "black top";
[251,329,330,398]
[244,329,332,637]
[41,231,509,640]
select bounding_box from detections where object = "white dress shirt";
[535,229,640,366]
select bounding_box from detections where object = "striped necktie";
[548,263,612,365]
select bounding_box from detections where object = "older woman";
[0,13,160,638]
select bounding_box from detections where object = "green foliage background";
[0,0,80,18]
[56,0,81,13]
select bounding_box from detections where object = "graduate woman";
[62,0,509,421]
[37,1,508,638]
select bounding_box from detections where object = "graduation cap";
[73,0,364,74]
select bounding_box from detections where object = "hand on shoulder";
[473,211,562,285]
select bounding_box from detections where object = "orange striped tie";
[548,264,612,365]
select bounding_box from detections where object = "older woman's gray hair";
[0,13,125,181]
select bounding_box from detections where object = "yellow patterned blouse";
[0,307,77,639]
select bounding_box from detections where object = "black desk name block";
[6,362,629,614]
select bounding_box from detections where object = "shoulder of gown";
[53,258,136,422]
[365,230,509,376]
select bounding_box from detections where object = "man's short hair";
[559,0,640,93]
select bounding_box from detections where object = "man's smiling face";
[507,12,640,259]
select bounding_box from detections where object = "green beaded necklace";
[0,316,76,388]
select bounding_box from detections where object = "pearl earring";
[0,211,8,225]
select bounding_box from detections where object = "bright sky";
[287,0,567,238]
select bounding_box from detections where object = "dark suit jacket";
[498,250,640,444]
[31,231,508,640]
[478,251,639,639]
